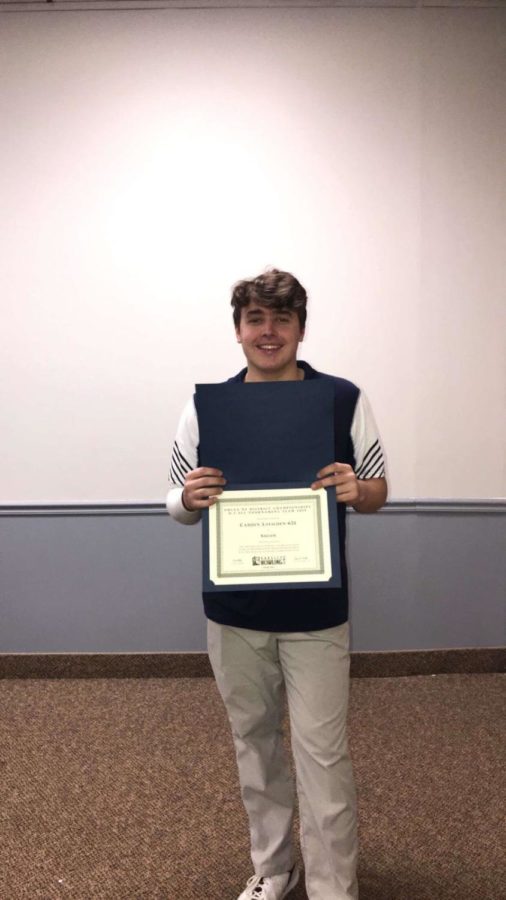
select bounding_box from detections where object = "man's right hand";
[182,467,226,511]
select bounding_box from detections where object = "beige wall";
[1,7,504,502]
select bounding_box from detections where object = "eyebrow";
[245,307,293,317]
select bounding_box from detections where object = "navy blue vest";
[202,361,360,631]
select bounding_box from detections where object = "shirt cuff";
[166,487,202,525]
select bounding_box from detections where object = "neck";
[244,362,304,383]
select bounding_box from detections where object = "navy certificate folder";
[194,380,341,591]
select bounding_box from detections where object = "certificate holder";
[195,380,341,592]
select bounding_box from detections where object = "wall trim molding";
[0,648,504,679]
[1,499,505,517]
[2,1,504,15]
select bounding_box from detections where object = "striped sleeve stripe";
[169,441,193,486]
[174,441,192,474]
[356,439,380,477]
[361,458,385,479]
[356,441,385,479]
[359,445,382,477]
[359,451,384,479]
[170,456,186,486]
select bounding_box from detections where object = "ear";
[235,329,242,343]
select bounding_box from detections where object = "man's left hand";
[311,462,361,505]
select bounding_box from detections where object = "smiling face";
[235,302,305,382]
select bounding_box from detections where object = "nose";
[261,315,277,336]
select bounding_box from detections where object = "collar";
[228,360,319,383]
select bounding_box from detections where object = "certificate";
[208,487,334,587]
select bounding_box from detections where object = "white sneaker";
[236,864,299,900]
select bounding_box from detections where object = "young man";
[167,269,387,900]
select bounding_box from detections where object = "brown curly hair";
[231,268,307,329]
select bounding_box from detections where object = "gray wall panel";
[347,512,419,650]
[0,509,504,652]
[415,515,505,648]
[0,514,204,652]
[348,512,505,650]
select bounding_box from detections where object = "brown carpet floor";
[0,673,504,900]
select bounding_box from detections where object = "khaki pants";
[207,619,358,900]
